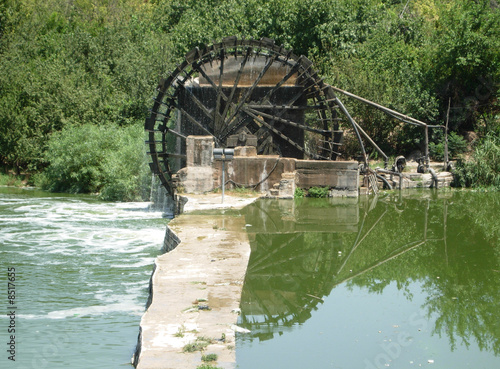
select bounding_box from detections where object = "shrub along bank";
[34,123,151,201]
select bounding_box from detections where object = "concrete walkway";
[134,194,260,369]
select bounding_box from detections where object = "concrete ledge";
[295,160,359,191]
[134,196,257,369]
[294,160,358,170]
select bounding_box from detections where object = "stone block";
[234,146,257,157]
[225,157,295,192]
[295,160,358,171]
[227,133,258,148]
[186,136,214,167]
[278,172,296,199]
[295,160,359,192]
[177,166,214,194]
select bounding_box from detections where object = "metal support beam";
[335,97,369,168]
[329,85,438,128]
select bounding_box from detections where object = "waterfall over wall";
[148,175,175,217]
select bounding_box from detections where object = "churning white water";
[0,187,167,368]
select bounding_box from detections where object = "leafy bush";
[294,187,306,198]
[37,123,151,201]
[453,133,500,189]
[308,186,330,198]
[0,173,24,187]
[429,131,468,161]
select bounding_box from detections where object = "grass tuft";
[183,336,212,353]
[201,353,218,362]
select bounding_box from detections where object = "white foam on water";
[109,258,155,268]
[2,197,166,257]
[1,191,166,324]
[16,301,144,320]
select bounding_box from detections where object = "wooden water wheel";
[145,36,344,197]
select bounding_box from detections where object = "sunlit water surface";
[0,187,166,368]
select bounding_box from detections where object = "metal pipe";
[424,125,429,170]
[221,160,225,204]
[444,98,450,171]
[335,97,368,168]
[376,174,393,190]
[428,167,438,189]
[376,168,404,190]
[353,121,389,166]
[329,85,430,127]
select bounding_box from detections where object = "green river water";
[236,191,500,369]
[0,187,166,368]
[1,187,499,369]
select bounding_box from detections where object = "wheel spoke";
[214,49,225,136]
[221,53,279,137]
[178,106,216,139]
[221,88,305,141]
[243,106,331,135]
[192,62,229,102]
[219,47,253,133]
[244,108,319,159]
[178,84,214,124]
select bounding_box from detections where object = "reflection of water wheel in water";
[145,36,344,196]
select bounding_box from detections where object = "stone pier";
[133,194,259,369]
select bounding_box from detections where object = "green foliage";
[0,172,24,187]
[429,131,468,161]
[196,365,222,369]
[308,186,330,198]
[0,0,167,173]
[183,336,212,353]
[201,353,218,362]
[294,187,306,198]
[453,133,500,189]
[1,0,499,197]
[37,123,150,201]
[427,0,500,132]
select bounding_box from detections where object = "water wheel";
[145,36,343,196]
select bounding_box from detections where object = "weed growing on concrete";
[229,186,259,197]
[201,353,218,362]
[174,325,185,337]
[183,336,212,353]
[196,365,222,369]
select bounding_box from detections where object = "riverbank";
[133,194,260,369]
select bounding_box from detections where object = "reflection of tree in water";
[416,193,500,355]
[239,192,500,356]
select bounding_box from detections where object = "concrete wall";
[177,136,214,193]
[178,136,359,197]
